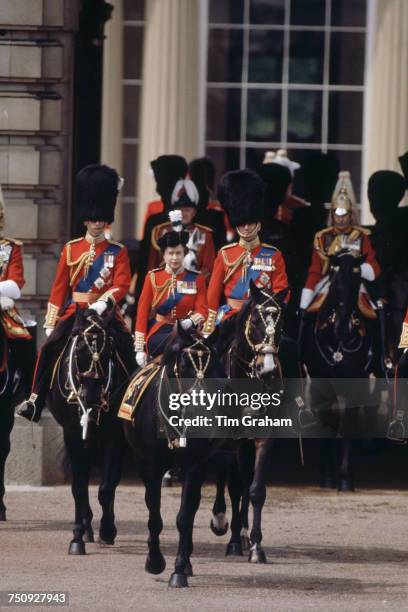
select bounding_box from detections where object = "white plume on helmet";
[168,209,183,232]
[263,149,300,178]
[171,179,199,206]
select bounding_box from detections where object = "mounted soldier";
[134,211,208,367]
[203,169,289,338]
[145,179,215,282]
[0,185,36,396]
[299,171,380,321]
[18,164,135,423]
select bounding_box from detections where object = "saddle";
[118,361,161,421]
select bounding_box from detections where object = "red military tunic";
[44,235,131,328]
[141,199,164,238]
[0,237,31,340]
[204,238,289,333]
[135,267,208,349]
[303,226,380,318]
[147,222,215,280]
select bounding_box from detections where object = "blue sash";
[229,246,275,299]
[156,271,197,315]
[74,243,121,293]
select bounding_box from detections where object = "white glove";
[180,318,193,331]
[136,351,147,368]
[299,287,315,310]
[0,280,21,299]
[0,296,14,310]
[360,263,375,281]
[45,328,54,337]
[88,300,108,316]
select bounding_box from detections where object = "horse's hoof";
[0,510,6,522]
[145,554,166,575]
[210,518,229,536]
[183,561,193,577]
[83,529,94,543]
[168,573,189,588]
[248,545,267,564]
[68,541,86,555]
[240,535,250,551]
[98,537,115,546]
[338,478,355,492]
[225,542,243,556]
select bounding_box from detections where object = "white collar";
[165,264,184,275]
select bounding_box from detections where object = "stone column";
[136,0,201,233]
[101,0,124,238]
[362,0,408,223]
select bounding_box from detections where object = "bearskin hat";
[189,157,216,190]
[76,164,120,224]
[150,155,188,206]
[218,169,265,227]
[398,152,408,188]
[368,170,406,219]
[257,163,292,215]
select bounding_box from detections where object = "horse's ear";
[273,288,289,305]
[249,279,263,303]
[72,305,83,335]
[102,301,116,328]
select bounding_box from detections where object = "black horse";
[0,316,17,521]
[301,251,376,490]
[47,306,133,554]
[123,324,225,588]
[210,282,293,563]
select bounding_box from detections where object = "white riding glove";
[136,351,147,368]
[88,300,108,316]
[0,280,21,300]
[0,296,14,310]
[45,328,54,337]
[180,317,193,331]
[360,263,375,281]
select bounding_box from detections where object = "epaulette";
[2,237,23,246]
[108,239,125,248]
[220,242,238,251]
[261,242,279,251]
[351,225,371,236]
[194,223,213,233]
[67,237,83,245]
[150,266,165,273]
[314,227,333,240]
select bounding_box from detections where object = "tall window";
[206,0,367,192]
[121,0,145,237]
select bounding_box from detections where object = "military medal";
[177,280,197,294]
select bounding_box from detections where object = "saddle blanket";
[118,362,161,421]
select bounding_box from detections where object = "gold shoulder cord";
[222,249,248,284]
[150,271,173,309]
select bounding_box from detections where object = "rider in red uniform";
[134,214,208,366]
[18,165,136,422]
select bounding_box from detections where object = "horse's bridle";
[66,318,113,439]
[238,291,282,380]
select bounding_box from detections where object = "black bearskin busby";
[150,155,188,209]
[76,164,119,224]
[256,163,292,215]
[218,169,265,227]
[398,152,408,188]
[368,170,406,220]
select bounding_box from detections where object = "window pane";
[248,30,284,83]
[290,0,326,26]
[250,0,285,25]
[247,90,282,142]
[123,26,144,80]
[123,85,140,139]
[245,148,268,170]
[123,144,138,198]
[209,0,244,23]
[289,31,324,84]
[123,0,145,20]
[205,147,241,184]
[208,29,243,82]
[331,0,367,27]
[288,90,322,143]
[206,88,242,141]
[330,32,365,86]
[328,91,363,145]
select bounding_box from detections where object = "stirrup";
[387,411,407,444]
[17,394,41,423]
